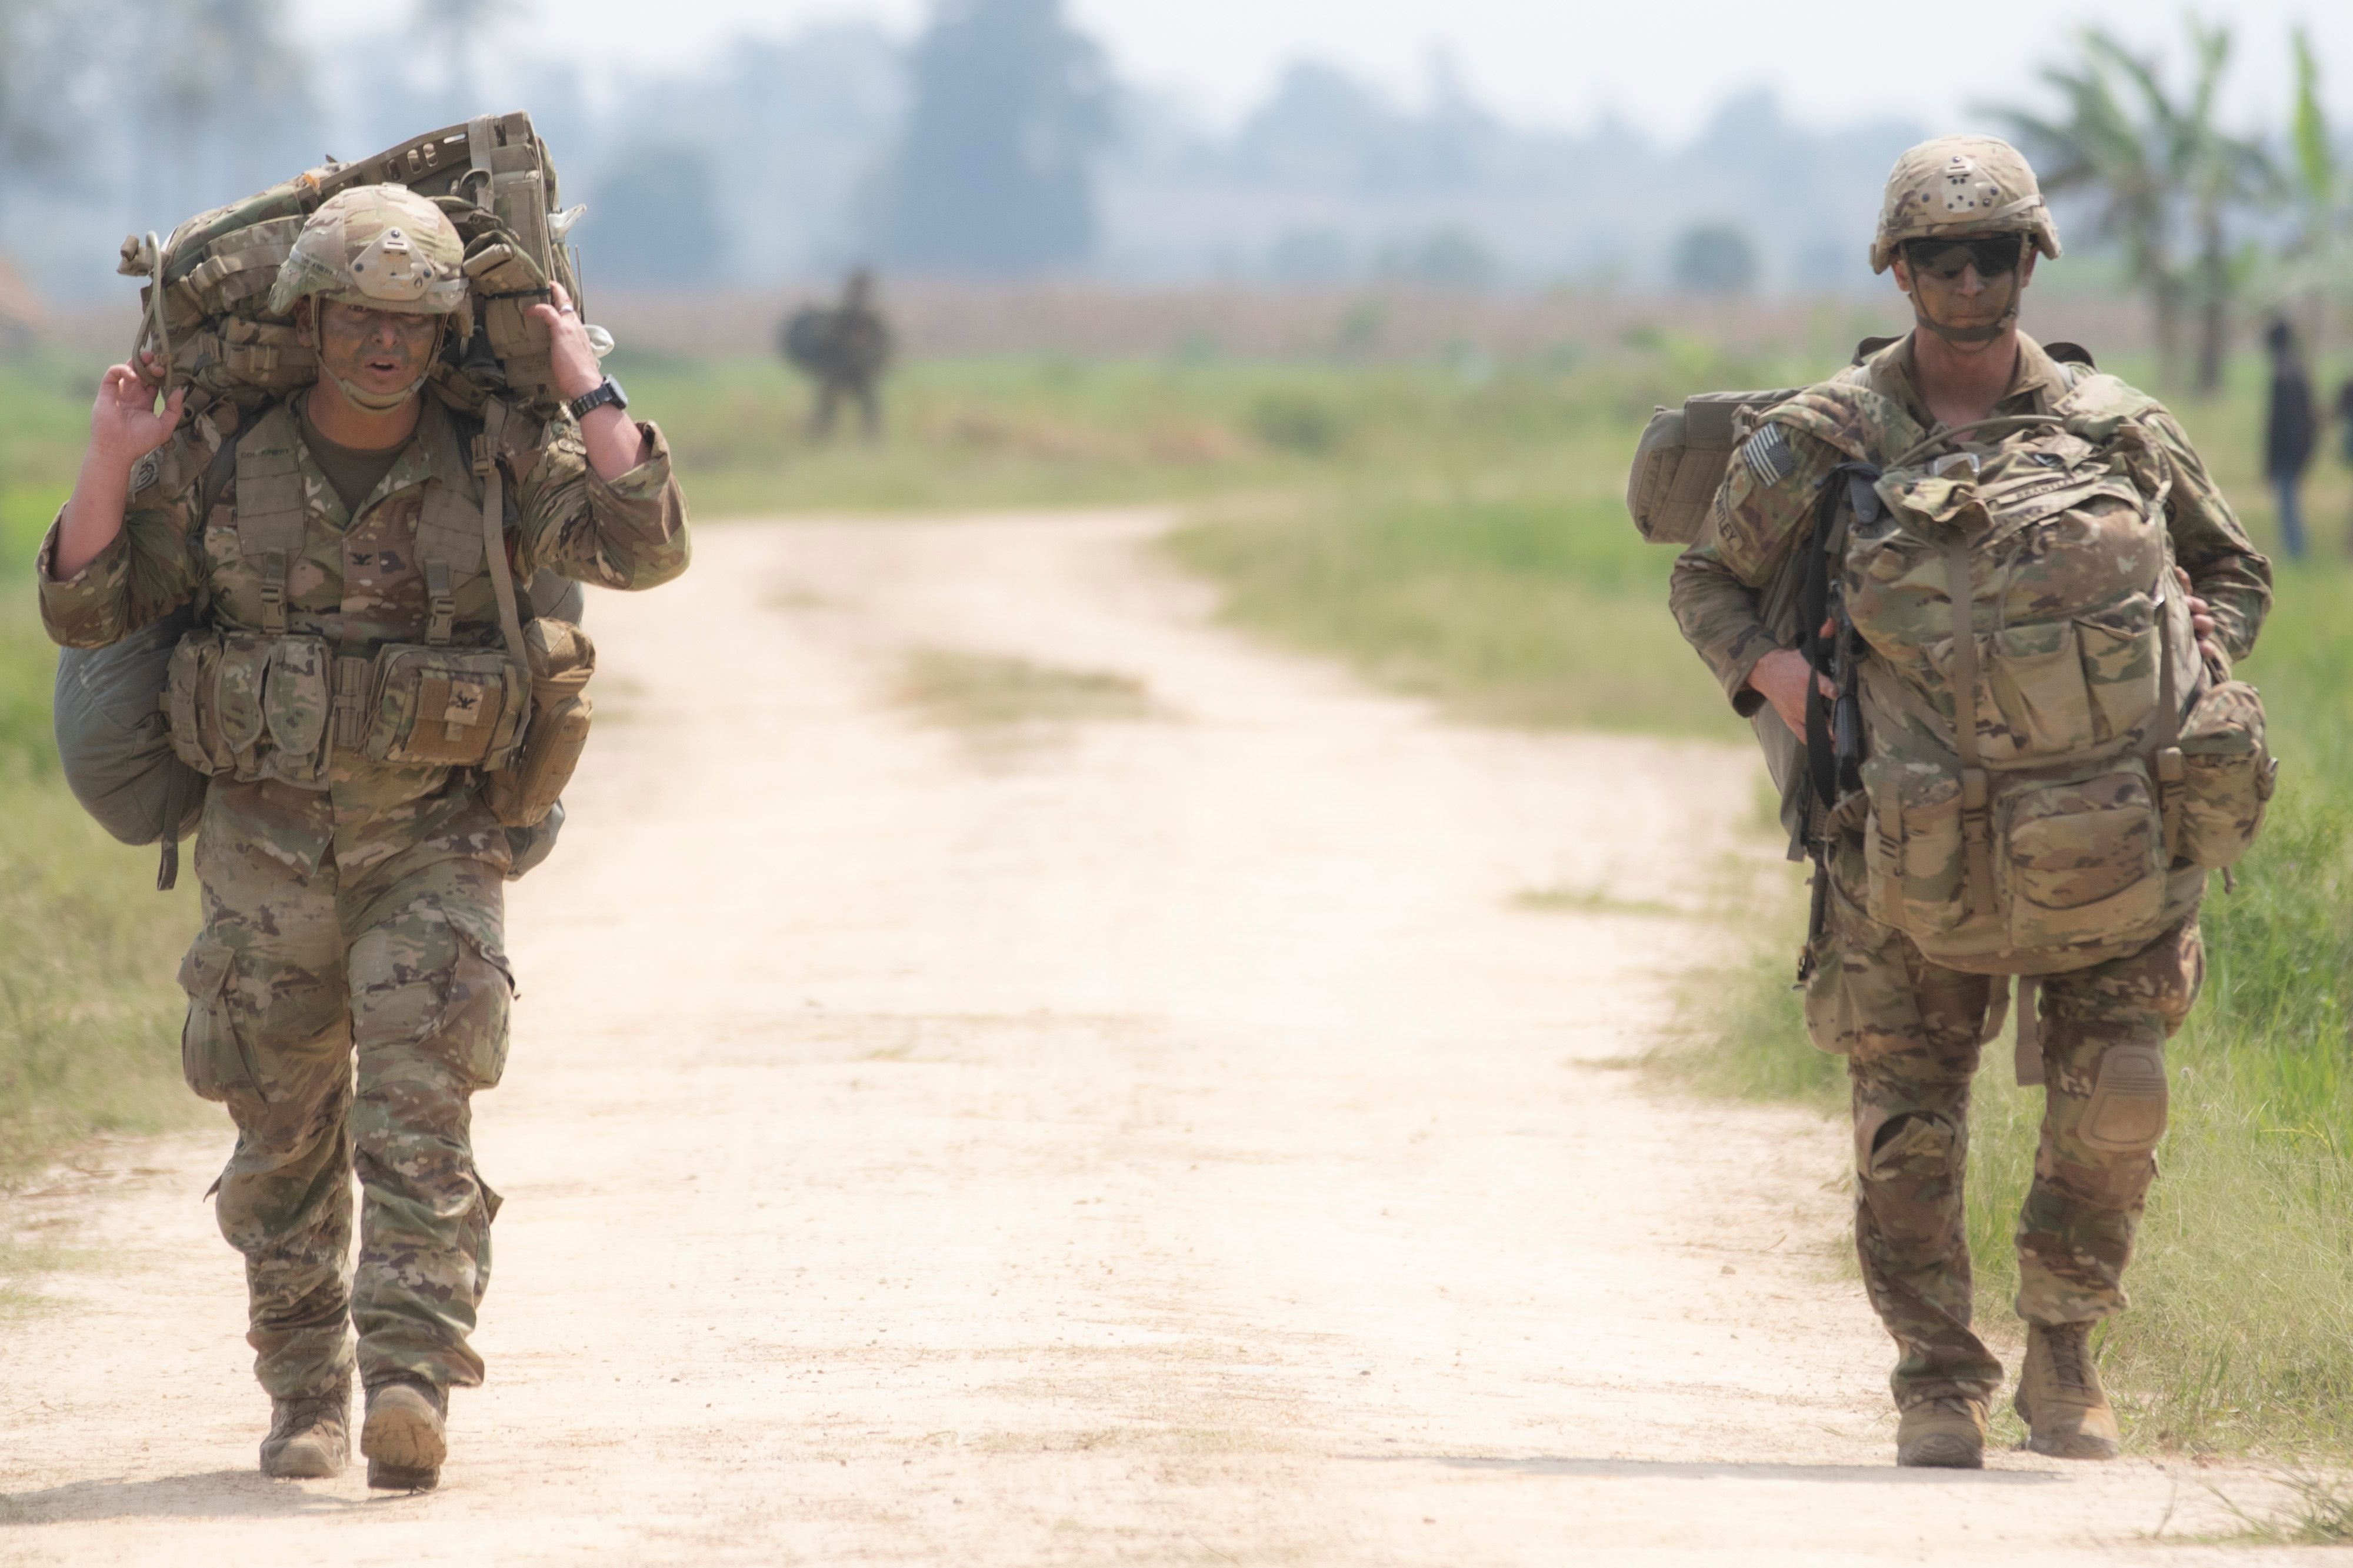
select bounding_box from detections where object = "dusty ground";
[0,510,2317,1564]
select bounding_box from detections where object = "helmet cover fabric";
[1870,136,2064,275]
[266,185,470,319]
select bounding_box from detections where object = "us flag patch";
[1740,425,1797,485]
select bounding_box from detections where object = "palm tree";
[1992,21,2274,396]
[2277,27,2353,361]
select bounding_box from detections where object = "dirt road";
[0,511,2306,1563]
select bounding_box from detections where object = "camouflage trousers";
[178,816,512,1400]
[1805,878,2203,1409]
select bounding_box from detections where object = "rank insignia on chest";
[1741,424,1798,486]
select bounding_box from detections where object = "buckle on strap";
[424,559,456,646]
[332,656,374,751]
[259,549,288,633]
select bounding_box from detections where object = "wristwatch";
[568,376,628,422]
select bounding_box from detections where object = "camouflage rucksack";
[118,110,588,453]
[61,112,596,888]
[1767,372,2278,975]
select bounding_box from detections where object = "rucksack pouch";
[1625,388,1800,545]
[166,629,334,785]
[2174,679,2278,869]
[1861,755,1967,936]
[1997,760,2168,950]
[1916,593,2164,766]
[1863,753,2169,956]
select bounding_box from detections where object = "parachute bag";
[54,605,208,886]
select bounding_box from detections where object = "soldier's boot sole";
[1895,1400,1988,1469]
[362,1382,446,1492]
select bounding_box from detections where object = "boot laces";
[2044,1323,2095,1396]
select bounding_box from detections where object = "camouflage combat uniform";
[1669,332,2271,1408]
[38,393,689,1402]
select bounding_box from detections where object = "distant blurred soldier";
[2262,318,2317,561]
[1671,136,2272,1469]
[2338,378,2353,552]
[778,268,895,441]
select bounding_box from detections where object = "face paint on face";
[1899,233,2031,346]
[310,301,443,412]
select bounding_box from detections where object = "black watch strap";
[568,376,628,422]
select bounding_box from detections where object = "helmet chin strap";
[326,370,429,412]
[1912,271,2021,346]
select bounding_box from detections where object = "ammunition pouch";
[167,629,528,782]
[165,629,334,785]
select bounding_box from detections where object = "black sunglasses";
[1904,234,2025,282]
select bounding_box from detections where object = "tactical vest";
[1766,374,2277,976]
[164,399,529,790]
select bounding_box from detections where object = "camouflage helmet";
[1869,135,2062,275]
[266,184,471,328]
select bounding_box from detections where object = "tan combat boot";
[361,1377,448,1490]
[259,1375,349,1479]
[1895,1396,1988,1468]
[2015,1321,2121,1459]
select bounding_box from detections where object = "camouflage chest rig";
[56,114,598,888]
[163,397,529,793]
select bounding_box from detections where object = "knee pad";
[1861,1109,1963,1183]
[2077,1043,2168,1153]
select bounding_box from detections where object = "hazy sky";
[294,0,2353,141]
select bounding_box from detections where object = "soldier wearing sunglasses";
[1669,135,2271,1469]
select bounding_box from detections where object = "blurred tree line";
[0,0,2346,332]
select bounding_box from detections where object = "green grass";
[0,357,205,1199]
[0,594,201,1199]
[894,648,1161,728]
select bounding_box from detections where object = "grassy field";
[6,328,2353,1459]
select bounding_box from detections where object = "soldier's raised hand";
[88,352,185,468]
[528,282,603,403]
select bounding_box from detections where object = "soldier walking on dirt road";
[38,186,690,1490]
[1670,137,2273,1469]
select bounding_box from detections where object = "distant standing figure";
[2337,379,2353,554]
[2263,318,2317,560]
[778,269,895,441]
